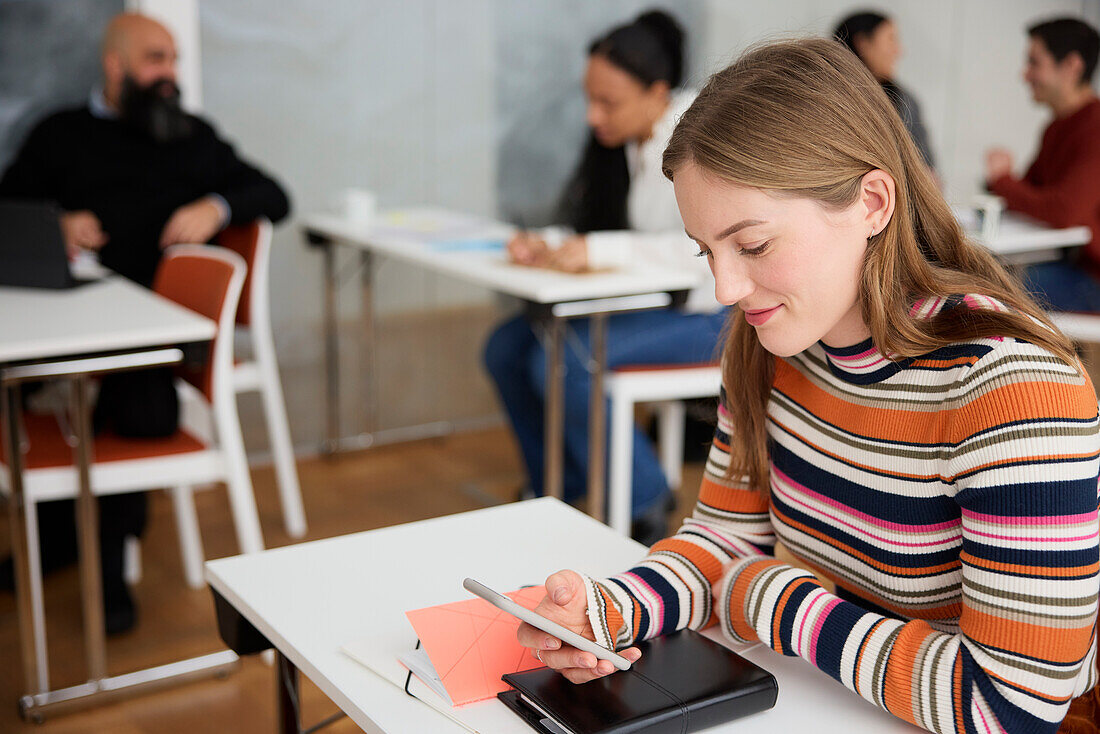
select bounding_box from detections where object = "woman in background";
[835,10,937,171]
[484,10,725,545]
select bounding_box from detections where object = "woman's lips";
[743,305,782,326]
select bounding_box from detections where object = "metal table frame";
[3,348,238,722]
[307,229,687,522]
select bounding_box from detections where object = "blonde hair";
[662,38,1077,492]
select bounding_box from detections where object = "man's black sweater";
[0,106,290,286]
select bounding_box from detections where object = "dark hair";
[833,11,889,59]
[1028,17,1100,85]
[558,10,685,233]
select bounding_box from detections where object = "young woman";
[517,39,1100,734]
[835,11,936,170]
[484,10,726,544]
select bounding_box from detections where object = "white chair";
[214,219,306,539]
[605,363,722,535]
[2,245,264,590]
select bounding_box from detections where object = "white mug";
[973,194,1005,241]
[341,188,377,229]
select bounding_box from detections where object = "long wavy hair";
[661,38,1078,493]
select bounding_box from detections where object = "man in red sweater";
[985,17,1100,312]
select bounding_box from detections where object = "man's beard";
[118,76,194,143]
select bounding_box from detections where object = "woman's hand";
[547,235,588,273]
[516,569,642,684]
[507,231,552,267]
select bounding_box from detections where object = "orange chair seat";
[3,413,207,470]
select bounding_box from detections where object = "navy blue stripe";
[814,599,867,683]
[631,567,681,637]
[774,577,816,657]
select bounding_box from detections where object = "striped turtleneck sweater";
[583,296,1100,734]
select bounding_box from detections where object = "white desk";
[302,208,706,517]
[0,275,233,721]
[0,276,215,363]
[206,497,915,734]
[958,208,1091,262]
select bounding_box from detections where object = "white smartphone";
[462,577,632,672]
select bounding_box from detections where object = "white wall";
[191,0,1100,445]
[200,0,498,358]
[697,0,1096,204]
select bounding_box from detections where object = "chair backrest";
[153,245,247,402]
[214,219,272,328]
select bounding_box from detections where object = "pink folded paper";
[404,585,546,706]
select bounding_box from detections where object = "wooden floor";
[0,426,707,733]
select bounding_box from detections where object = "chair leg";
[608,394,635,536]
[215,391,265,555]
[255,354,306,538]
[23,499,51,692]
[657,400,687,491]
[170,486,205,589]
[123,535,143,586]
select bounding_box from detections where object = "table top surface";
[206,498,916,734]
[0,275,215,365]
[302,208,704,304]
[958,209,1091,254]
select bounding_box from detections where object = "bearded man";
[0,12,289,286]
[0,13,289,634]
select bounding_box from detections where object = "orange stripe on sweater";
[728,559,784,644]
[649,538,728,583]
[961,552,1100,579]
[964,608,1095,662]
[698,476,771,515]
[597,586,626,643]
[884,620,936,726]
[773,360,1095,444]
[911,356,982,369]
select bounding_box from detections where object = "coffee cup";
[341,189,377,229]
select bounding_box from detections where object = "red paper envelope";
[404,585,546,706]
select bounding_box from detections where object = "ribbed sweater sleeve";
[586,339,1100,734]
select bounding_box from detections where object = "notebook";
[499,629,777,734]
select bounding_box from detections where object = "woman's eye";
[694,248,713,259]
[740,241,771,257]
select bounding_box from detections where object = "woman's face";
[856,20,901,81]
[674,161,880,357]
[583,54,668,147]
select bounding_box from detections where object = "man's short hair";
[1028,17,1100,85]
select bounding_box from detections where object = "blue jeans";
[483,308,729,516]
[1023,261,1100,312]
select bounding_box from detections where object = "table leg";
[71,375,107,679]
[586,313,608,522]
[322,239,340,455]
[3,382,47,695]
[276,650,301,734]
[359,250,377,438]
[543,316,565,500]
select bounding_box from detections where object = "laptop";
[0,199,97,289]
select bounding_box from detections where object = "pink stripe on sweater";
[967,528,1098,543]
[809,598,843,665]
[771,479,961,548]
[962,508,1098,526]
[772,466,960,533]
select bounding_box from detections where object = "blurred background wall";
[2,0,1099,453]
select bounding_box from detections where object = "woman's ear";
[860,169,896,237]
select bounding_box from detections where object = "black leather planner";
[498,629,778,734]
